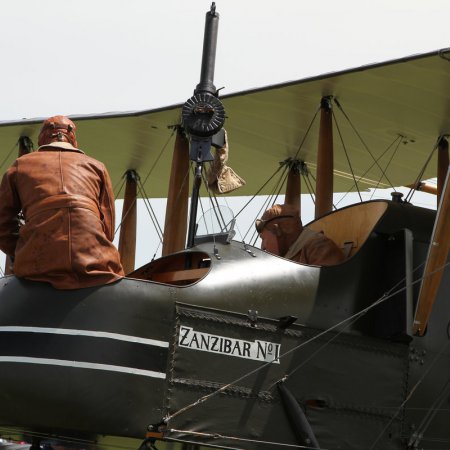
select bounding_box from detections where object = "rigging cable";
[167,429,333,450]
[113,127,175,238]
[137,179,164,243]
[305,170,338,211]
[404,136,441,204]
[164,260,450,426]
[406,376,450,448]
[369,338,450,450]
[246,165,290,246]
[333,98,396,191]
[331,110,363,202]
[369,135,403,201]
[201,171,228,231]
[141,127,176,188]
[113,173,126,200]
[302,170,316,205]
[335,134,403,207]
[232,104,321,234]
[292,105,321,161]
[111,170,127,240]
[270,259,427,389]
[232,165,283,221]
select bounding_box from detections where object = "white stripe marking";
[0,356,166,379]
[0,326,168,348]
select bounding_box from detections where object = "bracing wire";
[272,162,291,204]
[112,127,176,238]
[201,171,228,231]
[232,164,284,222]
[334,98,396,190]
[369,338,450,450]
[164,259,450,426]
[332,110,363,202]
[136,191,163,244]
[113,178,164,243]
[137,178,164,240]
[190,162,218,237]
[306,169,338,211]
[302,171,316,205]
[232,104,320,232]
[292,105,321,161]
[335,134,402,207]
[244,164,290,245]
[167,429,333,450]
[270,259,427,390]
[141,127,176,188]
[369,135,403,201]
[404,136,441,204]
[412,377,450,444]
[113,174,126,199]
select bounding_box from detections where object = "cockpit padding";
[307,201,389,259]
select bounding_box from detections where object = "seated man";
[0,115,124,289]
[256,204,344,266]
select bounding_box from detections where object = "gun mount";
[183,3,226,248]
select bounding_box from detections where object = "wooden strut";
[118,170,138,275]
[413,166,450,336]
[407,181,437,196]
[437,137,449,205]
[315,96,334,219]
[284,159,301,211]
[162,127,189,256]
[5,136,33,275]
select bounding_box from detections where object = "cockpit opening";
[127,251,211,286]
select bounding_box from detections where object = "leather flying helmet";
[38,115,77,148]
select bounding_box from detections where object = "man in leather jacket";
[0,115,124,289]
[256,204,344,266]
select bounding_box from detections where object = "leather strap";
[26,194,100,220]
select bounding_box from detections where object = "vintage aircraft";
[0,4,449,450]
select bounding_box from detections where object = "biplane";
[0,5,449,450]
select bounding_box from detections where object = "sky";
[0,0,449,270]
[2,0,450,120]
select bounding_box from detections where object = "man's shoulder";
[17,148,106,171]
[83,155,107,172]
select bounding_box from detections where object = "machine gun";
[182,2,226,248]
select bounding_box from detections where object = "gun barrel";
[195,3,219,95]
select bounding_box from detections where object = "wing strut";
[315,96,333,218]
[437,137,449,205]
[118,169,138,274]
[284,158,302,210]
[162,127,189,256]
[413,165,450,335]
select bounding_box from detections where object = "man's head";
[38,115,78,148]
[256,204,303,256]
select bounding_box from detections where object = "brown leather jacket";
[284,227,345,266]
[0,143,124,289]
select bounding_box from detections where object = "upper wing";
[0,48,449,198]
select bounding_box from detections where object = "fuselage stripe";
[0,356,166,379]
[0,326,168,348]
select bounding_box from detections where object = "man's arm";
[303,234,345,266]
[0,163,21,257]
